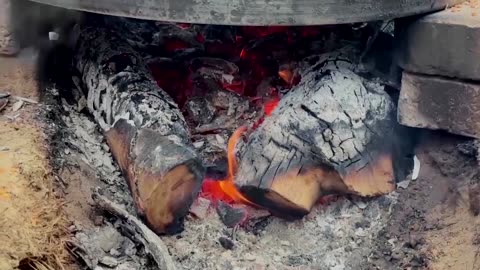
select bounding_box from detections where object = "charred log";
[102,17,203,59]
[234,49,413,219]
[74,22,205,234]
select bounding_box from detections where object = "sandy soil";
[367,132,480,270]
[0,50,38,99]
[0,95,69,269]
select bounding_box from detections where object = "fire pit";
[45,13,416,269]
[67,14,418,233]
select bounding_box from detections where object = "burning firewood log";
[232,49,413,219]
[73,22,205,234]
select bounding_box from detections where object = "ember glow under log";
[72,16,413,228]
[232,50,410,219]
[74,23,205,234]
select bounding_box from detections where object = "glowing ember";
[278,63,301,87]
[176,23,192,29]
[222,80,244,95]
[146,24,310,206]
[278,69,293,85]
[263,97,280,116]
[163,38,190,52]
[241,26,289,38]
[196,33,206,43]
[200,97,279,205]
[201,178,236,204]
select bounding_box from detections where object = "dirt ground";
[0,89,69,268]
[367,132,480,270]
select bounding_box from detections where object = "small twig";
[6,113,20,120]
[0,99,8,112]
[231,225,238,241]
[54,173,68,190]
[193,121,236,134]
[92,192,177,270]
[12,95,38,104]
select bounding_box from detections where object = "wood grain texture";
[234,49,412,218]
[74,22,204,234]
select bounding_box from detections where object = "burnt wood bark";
[74,22,204,234]
[234,49,412,219]
[93,193,177,270]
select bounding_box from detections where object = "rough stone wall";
[0,0,19,56]
[397,3,480,139]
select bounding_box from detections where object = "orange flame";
[200,126,256,206]
[278,64,300,86]
[278,69,293,85]
[218,126,255,205]
[200,102,280,205]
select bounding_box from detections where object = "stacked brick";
[396,2,480,138]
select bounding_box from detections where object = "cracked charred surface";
[235,50,412,218]
[74,22,205,234]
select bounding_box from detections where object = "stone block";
[398,72,480,139]
[396,4,480,80]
